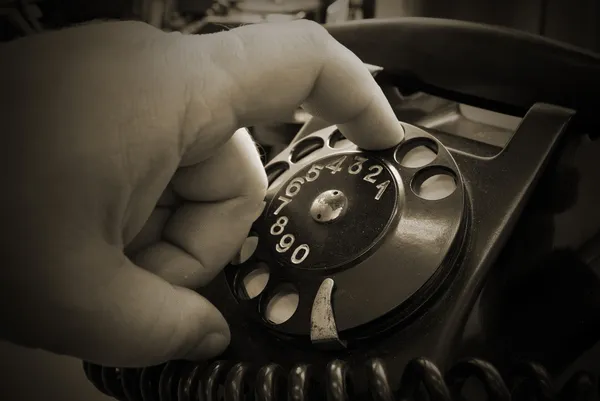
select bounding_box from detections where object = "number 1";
[375,180,390,200]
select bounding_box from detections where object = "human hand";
[0,20,403,367]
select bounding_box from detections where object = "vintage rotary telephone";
[83,18,600,400]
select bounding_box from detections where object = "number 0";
[291,244,310,264]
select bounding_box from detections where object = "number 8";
[270,216,288,236]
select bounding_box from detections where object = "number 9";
[276,234,295,253]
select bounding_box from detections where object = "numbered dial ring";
[259,153,399,270]
[225,124,466,341]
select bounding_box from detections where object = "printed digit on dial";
[363,164,383,183]
[305,164,323,182]
[270,216,288,235]
[275,233,295,253]
[375,180,390,201]
[348,155,368,175]
[326,155,347,174]
[291,244,310,264]
[285,177,305,197]
[273,196,291,216]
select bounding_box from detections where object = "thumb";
[3,244,229,368]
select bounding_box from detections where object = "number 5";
[305,164,323,182]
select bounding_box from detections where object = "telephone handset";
[83,18,600,400]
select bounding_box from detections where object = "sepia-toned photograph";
[1,0,599,400]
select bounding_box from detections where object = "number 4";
[326,155,347,174]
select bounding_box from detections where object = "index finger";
[177,20,404,153]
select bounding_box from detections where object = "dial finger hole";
[412,167,457,200]
[264,284,299,325]
[239,262,270,300]
[231,235,259,265]
[265,161,289,189]
[396,139,439,168]
[329,131,353,149]
[290,137,325,163]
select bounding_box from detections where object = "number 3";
[348,156,368,175]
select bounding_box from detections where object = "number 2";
[364,165,383,183]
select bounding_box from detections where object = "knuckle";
[293,19,328,36]
[293,19,331,44]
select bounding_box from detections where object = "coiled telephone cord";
[83,357,599,401]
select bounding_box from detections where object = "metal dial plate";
[257,153,399,271]
[224,124,467,341]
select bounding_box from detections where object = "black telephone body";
[84,18,600,401]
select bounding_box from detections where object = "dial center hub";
[310,190,348,224]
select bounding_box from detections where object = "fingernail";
[193,332,230,360]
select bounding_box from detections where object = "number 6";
[285,177,305,197]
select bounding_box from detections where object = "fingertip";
[187,332,230,361]
[177,287,231,361]
[162,285,231,362]
[12,248,234,368]
[337,94,404,150]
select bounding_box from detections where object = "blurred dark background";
[2,0,600,52]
